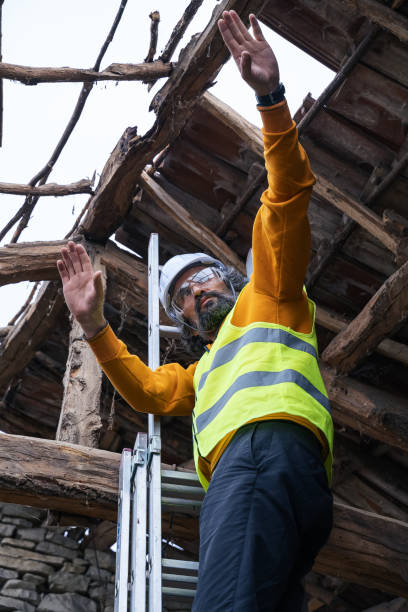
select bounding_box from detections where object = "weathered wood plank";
[0,282,64,393]
[321,364,408,452]
[0,61,172,84]
[322,260,408,373]
[139,171,246,274]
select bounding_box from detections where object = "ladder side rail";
[114,449,132,612]
[130,433,148,612]
[148,233,162,612]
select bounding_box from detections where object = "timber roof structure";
[1,1,408,610]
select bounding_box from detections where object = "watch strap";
[256,82,285,107]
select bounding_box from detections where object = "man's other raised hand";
[57,241,106,339]
[218,11,279,96]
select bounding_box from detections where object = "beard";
[194,291,235,335]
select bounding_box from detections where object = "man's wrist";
[79,317,107,340]
[255,82,285,107]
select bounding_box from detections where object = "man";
[58,11,333,611]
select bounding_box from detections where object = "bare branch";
[145,11,160,63]
[0,178,93,196]
[0,60,172,84]
[160,0,204,63]
[8,282,39,326]
[0,0,129,244]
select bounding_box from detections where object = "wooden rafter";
[81,0,267,241]
[0,432,408,596]
[334,0,408,43]
[0,60,172,84]
[322,260,408,373]
[139,171,246,274]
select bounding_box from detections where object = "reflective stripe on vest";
[195,368,330,435]
[197,326,318,392]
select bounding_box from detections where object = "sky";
[0,0,334,326]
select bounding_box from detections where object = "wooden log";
[55,247,106,448]
[0,179,93,196]
[139,171,246,274]
[0,432,408,595]
[321,364,408,452]
[81,0,266,241]
[322,260,408,373]
[316,305,408,367]
[0,240,68,286]
[314,176,408,264]
[0,60,173,84]
[0,281,64,393]
[145,11,160,63]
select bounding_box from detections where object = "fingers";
[93,270,104,299]
[249,14,265,41]
[221,10,249,45]
[57,259,69,283]
[59,241,88,280]
[240,52,252,82]
[218,17,241,58]
[229,10,252,42]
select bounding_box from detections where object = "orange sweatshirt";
[88,101,325,483]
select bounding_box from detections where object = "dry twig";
[0,0,129,245]
[0,178,93,196]
[8,281,39,326]
[145,11,160,63]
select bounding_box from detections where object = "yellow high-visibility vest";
[192,295,333,490]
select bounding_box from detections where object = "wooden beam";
[0,60,173,84]
[314,176,408,264]
[334,0,408,44]
[362,598,408,611]
[0,178,93,196]
[0,432,408,595]
[322,260,408,373]
[139,171,246,274]
[316,305,408,367]
[321,364,408,452]
[0,281,64,393]
[81,0,266,241]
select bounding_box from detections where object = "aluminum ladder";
[114,233,204,611]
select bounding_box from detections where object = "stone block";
[48,570,90,595]
[1,540,35,551]
[0,595,35,611]
[0,553,53,577]
[36,542,77,561]
[0,527,15,539]
[84,549,115,571]
[16,529,46,543]
[2,519,32,528]
[1,505,44,522]
[22,573,45,586]
[86,565,112,581]
[38,593,97,612]
[1,585,39,605]
[61,562,86,575]
[45,532,79,550]
[0,546,64,568]
[89,582,114,600]
[0,570,18,587]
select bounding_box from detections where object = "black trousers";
[192,420,333,612]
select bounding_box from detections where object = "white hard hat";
[159,252,224,316]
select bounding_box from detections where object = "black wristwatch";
[255,82,286,107]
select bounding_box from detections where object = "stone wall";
[0,502,115,612]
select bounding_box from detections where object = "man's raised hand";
[218,11,279,96]
[57,241,106,339]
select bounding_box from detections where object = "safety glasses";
[171,267,224,311]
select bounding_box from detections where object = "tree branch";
[145,11,160,63]
[0,178,93,196]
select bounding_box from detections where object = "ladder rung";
[162,496,202,514]
[162,558,199,572]
[161,482,204,499]
[162,586,196,599]
[162,573,198,584]
[161,469,202,486]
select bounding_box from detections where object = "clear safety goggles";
[170,266,224,312]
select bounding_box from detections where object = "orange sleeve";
[87,324,196,416]
[233,100,315,333]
